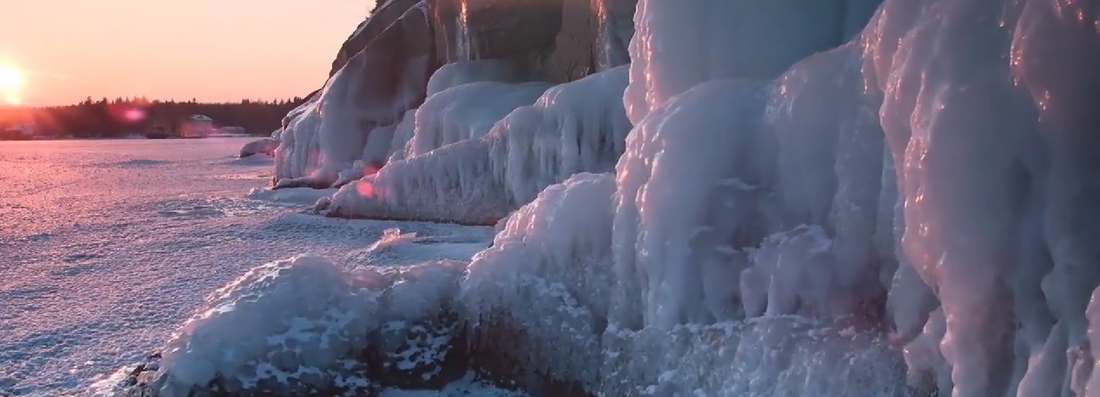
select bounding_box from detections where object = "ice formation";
[490,65,631,205]
[622,0,881,124]
[128,0,1100,395]
[274,3,433,188]
[404,82,551,158]
[612,78,773,328]
[326,66,630,224]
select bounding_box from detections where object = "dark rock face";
[117,354,380,397]
[329,0,425,77]
[338,4,435,126]
[542,0,600,83]
[363,309,469,389]
[593,0,635,69]
[341,0,609,84]
[424,0,635,83]
[465,314,594,397]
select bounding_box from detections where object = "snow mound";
[155,255,380,395]
[239,138,280,158]
[149,255,470,396]
[247,187,337,206]
[425,59,527,97]
[461,173,617,389]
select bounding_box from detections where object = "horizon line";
[2,96,310,109]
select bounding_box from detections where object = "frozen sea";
[0,138,512,397]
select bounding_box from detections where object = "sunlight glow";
[0,66,24,105]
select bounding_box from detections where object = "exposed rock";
[542,0,599,83]
[117,355,380,397]
[593,0,635,70]
[425,0,626,83]
[110,313,586,397]
[329,0,425,77]
[363,309,469,389]
[465,313,596,397]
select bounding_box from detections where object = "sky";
[0,0,374,106]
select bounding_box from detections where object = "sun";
[0,66,23,91]
[0,66,24,105]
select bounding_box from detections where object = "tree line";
[0,96,308,138]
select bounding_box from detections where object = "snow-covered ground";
[0,138,509,397]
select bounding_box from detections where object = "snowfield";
[0,138,505,397]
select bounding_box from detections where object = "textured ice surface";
[612,79,773,329]
[327,66,630,224]
[405,82,550,158]
[0,139,494,397]
[489,66,631,205]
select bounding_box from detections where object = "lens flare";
[123,108,146,122]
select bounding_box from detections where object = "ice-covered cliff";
[154,0,1100,395]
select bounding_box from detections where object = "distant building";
[145,118,172,139]
[180,115,214,138]
[0,124,33,140]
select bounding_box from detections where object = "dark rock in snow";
[465,314,595,397]
[109,310,598,397]
[362,309,470,389]
[117,354,380,397]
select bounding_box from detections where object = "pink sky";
[0,0,374,106]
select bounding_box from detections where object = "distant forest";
[0,96,308,138]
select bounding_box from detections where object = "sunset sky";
[0,0,374,107]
